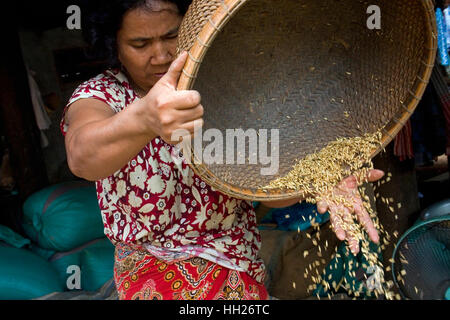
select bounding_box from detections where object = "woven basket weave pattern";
[176,0,437,201]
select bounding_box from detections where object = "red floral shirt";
[60,70,266,283]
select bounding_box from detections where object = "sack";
[50,238,115,292]
[313,239,384,299]
[260,202,330,232]
[22,181,104,251]
[259,224,341,300]
[0,224,30,249]
[28,243,57,261]
[0,246,64,300]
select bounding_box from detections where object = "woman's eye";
[132,43,146,49]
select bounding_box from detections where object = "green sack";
[313,238,384,299]
[28,243,57,261]
[50,238,115,292]
[0,246,64,300]
[22,181,105,252]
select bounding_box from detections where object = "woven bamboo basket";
[175,0,437,201]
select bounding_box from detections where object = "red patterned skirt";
[113,243,268,300]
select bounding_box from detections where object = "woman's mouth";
[154,72,166,78]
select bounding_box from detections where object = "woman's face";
[117,2,183,92]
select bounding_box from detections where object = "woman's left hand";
[316,169,385,255]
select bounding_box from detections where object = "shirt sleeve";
[60,72,126,137]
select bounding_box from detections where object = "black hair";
[81,0,192,68]
[435,0,447,9]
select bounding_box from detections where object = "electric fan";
[392,199,450,300]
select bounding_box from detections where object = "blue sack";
[261,202,330,231]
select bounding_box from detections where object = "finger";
[333,223,346,241]
[169,90,202,110]
[338,169,385,190]
[366,169,385,183]
[348,237,360,255]
[176,104,204,123]
[167,118,203,144]
[177,118,204,135]
[337,175,358,191]
[160,51,189,89]
[334,206,360,253]
[338,206,360,255]
[329,205,346,241]
[354,200,379,244]
[316,200,329,214]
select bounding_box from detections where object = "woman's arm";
[65,52,203,181]
[65,98,156,181]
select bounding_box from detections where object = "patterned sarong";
[113,243,268,300]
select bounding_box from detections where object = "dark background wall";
[0,1,104,232]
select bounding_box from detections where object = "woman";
[61,0,383,300]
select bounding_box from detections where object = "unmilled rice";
[262,131,399,299]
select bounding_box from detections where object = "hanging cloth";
[430,65,450,156]
[27,69,51,148]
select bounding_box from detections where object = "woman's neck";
[122,68,148,98]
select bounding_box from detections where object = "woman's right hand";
[138,51,204,145]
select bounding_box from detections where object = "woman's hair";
[81,0,192,68]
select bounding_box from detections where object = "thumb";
[366,169,385,182]
[160,51,188,89]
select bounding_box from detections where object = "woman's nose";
[150,41,173,65]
